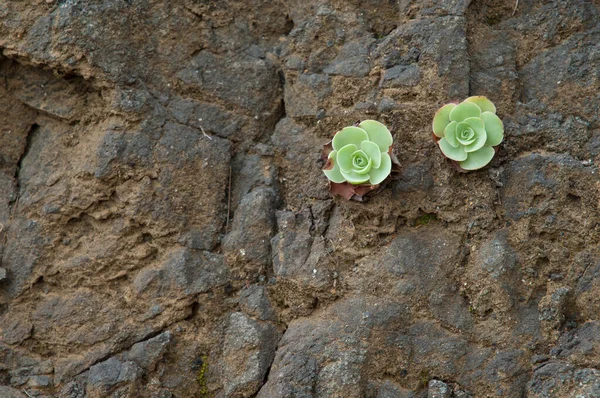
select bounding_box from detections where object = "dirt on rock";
[0,0,599,397]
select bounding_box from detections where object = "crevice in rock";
[11,123,38,206]
[184,301,201,321]
[72,326,171,379]
[253,327,286,398]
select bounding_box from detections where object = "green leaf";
[449,101,481,122]
[460,146,495,170]
[336,144,357,173]
[464,96,496,113]
[361,140,382,168]
[463,117,485,136]
[432,104,456,137]
[444,121,459,147]
[359,120,393,152]
[455,122,476,146]
[323,150,346,183]
[332,127,369,151]
[480,111,504,146]
[463,123,487,153]
[438,137,467,161]
[341,169,370,185]
[368,152,392,185]
[351,150,372,174]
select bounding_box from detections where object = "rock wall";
[0,0,599,397]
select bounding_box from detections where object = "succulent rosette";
[323,120,393,185]
[432,96,504,170]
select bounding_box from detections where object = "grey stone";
[0,317,33,345]
[258,298,407,398]
[58,380,86,398]
[285,55,305,70]
[239,285,275,321]
[476,231,517,280]
[373,16,469,97]
[223,187,277,272]
[270,117,305,152]
[502,153,597,221]
[539,287,572,332]
[428,379,451,398]
[468,27,517,104]
[323,40,373,77]
[26,375,52,387]
[383,64,420,87]
[483,349,527,395]
[393,160,434,193]
[0,267,7,281]
[554,321,600,364]
[94,127,156,178]
[453,389,473,398]
[125,331,171,371]
[88,357,143,393]
[527,362,600,398]
[366,227,461,297]
[220,312,280,397]
[0,386,27,398]
[269,118,331,204]
[177,51,280,113]
[309,200,333,236]
[9,64,83,120]
[284,74,332,117]
[510,103,593,159]
[271,209,329,288]
[230,153,278,213]
[134,248,229,298]
[167,97,250,142]
[97,119,232,248]
[0,172,15,225]
[521,29,600,120]
[368,380,414,398]
[383,47,421,69]
[410,322,468,376]
[1,217,47,298]
[398,0,472,17]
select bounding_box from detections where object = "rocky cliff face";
[0,0,599,397]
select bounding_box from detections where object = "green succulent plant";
[432,96,504,170]
[323,120,393,185]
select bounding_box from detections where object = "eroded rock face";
[220,312,280,397]
[0,0,599,397]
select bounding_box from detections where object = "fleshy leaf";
[359,120,393,152]
[341,169,370,185]
[455,122,476,146]
[433,104,456,137]
[444,121,459,147]
[438,138,468,161]
[463,117,485,136]
[323,151,346,183]
[361,140,382,168]
[368,152,392,185]
[463,124,487,153]
[336,144,357,173]
[480,111,504,146]
[332,127,369,151]
[459,146,495,170]
[449,101,481,122]
[351,150,372,174]
[465,96,496,113]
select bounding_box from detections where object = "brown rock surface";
[0,0,599,397]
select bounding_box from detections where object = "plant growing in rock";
[323,120,400,201]
[432,96,504,171]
